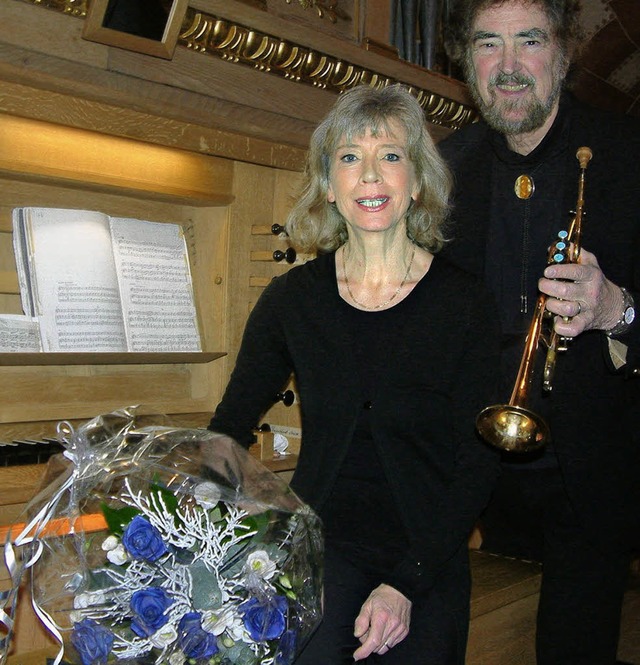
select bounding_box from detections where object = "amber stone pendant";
[514,174,535,199]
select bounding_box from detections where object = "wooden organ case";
[0,0,477,659]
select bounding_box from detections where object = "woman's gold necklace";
[342,245,416,310]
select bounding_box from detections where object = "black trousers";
[294,545,470,665]
[480,465,631,665]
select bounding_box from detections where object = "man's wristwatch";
[605,287,635,338]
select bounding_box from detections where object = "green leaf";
[149,481,180,515]
[100,503,139,536]
[238,510,271,539]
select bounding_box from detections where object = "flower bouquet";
[2,408,323,665]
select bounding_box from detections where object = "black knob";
[274,390,295,407]
[273,248,296,264]
[271,223,287,236]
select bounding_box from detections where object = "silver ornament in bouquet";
[0,408,323,665]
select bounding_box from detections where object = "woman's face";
[327,120,419,237]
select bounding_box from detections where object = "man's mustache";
[490,72,536,88]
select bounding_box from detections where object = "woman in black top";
[209,84,500,664]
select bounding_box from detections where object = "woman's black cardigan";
[209,252,500,600]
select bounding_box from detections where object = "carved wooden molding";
[284,0,350,24]
[178,8,477,129]
[16,0,87,16]
[19,0,478,130]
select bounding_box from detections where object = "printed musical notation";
[10,208,202,353]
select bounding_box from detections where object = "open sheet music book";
[0,314,42,352]
[12,208,202,353]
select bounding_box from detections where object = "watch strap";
[605,287,635,338]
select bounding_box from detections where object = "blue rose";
[178,612,219,659]
[276,628,297,664]
[130,587,174,637]
[122,515,168,562]
[240,595,288,642]
[70,618,114,665]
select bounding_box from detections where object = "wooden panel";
[261,171,306,435]
[264,0,359,42]
[0,464,45,506]
[0,0,471,162]
[469,551,541,619]
[0,364,211,423]
[0,174,229,428]
[0,269,18,295]
[0,114,234,206]
[189,0,471,105]
[6,649,59,665]
[362,0,394,46]
[0,78,308,172]
[467,550,540,664]
[0,352,224,366]
[226,161,276,370]
[0,412,213,445]
[220,162,305,437]
[0,584,58,658]
[468,593,538,664]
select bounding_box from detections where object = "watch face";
[624,306,635,325]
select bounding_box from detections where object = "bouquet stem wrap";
[1,408,323,665]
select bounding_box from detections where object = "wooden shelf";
[6,648,58,665]
[0,115,235,207]
[0,464,45,506]
[0,454,297,515]
[469,550,542,619]
[263,454,298,473]
[0,351,226,366]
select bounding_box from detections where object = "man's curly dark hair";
[445,0,584,73]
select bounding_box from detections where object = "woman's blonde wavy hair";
[285,84,452,253]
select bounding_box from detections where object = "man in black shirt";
[440,1,640,663]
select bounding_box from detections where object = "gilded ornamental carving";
[20,0,477,130]
[285,0,349,24]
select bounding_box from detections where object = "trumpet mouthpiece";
[576,146,592,169]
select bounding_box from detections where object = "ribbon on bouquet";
[0,420,110,665]
[0,471,75,665]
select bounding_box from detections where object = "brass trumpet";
[476,146,593,452]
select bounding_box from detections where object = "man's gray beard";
[464,58,565,136]
[468,82,559,135]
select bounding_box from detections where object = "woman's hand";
[352,584,411,660]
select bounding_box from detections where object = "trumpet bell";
[476,404,551,453]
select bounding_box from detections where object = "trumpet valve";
[550,230,570,263]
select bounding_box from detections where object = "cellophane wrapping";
[13,408,323,665]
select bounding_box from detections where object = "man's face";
[466,1,568,141]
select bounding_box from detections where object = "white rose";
[106,544,129,565]
[230,620,251,643]
[202,606,236,636]
[73,591,105,609]
[246,550,276,580]
[193,482,222,509]
[150,624,178,648]
[168,652,185,665]
[101,535,120,551]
